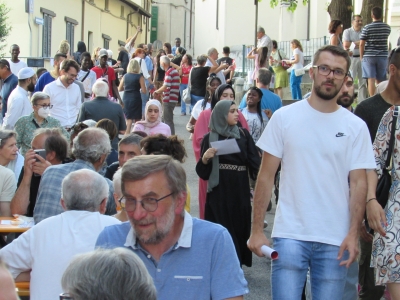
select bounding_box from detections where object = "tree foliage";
[0,2,11,58]
[327,0,353,30]
[270,0,308,12]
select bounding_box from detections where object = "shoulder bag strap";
[278,50,282,61]
[385,106,399,168]
[81,70,90,82]
[188,67,193,88]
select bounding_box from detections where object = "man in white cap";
[2,67,36,130]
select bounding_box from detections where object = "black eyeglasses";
[60,293,73,299]
[313,65,346,79]
[119,192,174,212]
[34,104,53,109]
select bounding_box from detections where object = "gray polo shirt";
[343,27,362,56]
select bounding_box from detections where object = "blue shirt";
[1,73,18,117]
[96,212,249,300]
[239,87,282,113]
[34,72,55,92]
[34,159,116,224]
[145,56,153,72]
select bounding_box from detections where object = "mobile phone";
[34,149,46,162]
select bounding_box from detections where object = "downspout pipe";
[81,0,85,41]
[126,10,139,40]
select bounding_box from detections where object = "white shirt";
[292,48,304,69]
[7,60,27,76]
[257,34,273,59]
[0,165,16,202]
[78,70,97,99]
[2,86,33,130]
[256,100,375,246]
[134,57,151,80]
[43,78,82,127]
[191,100,210,120]
[0,210,120,300]
[205,59,226,84]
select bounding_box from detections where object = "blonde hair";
[127,59,141,74]
[59,40,70,55]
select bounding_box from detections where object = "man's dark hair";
[312,45,351,73]
[388,47,400,69]
[96,119,118,141]
[0,59,10,69]
[223,46,230,54]
[36,68,47,78]
[119,133,143,147]
[352,14,362,20]
[137,43,145,49]
[54,53,67,62]
[60,59,80,73]
[371,6,383,19]
[9,44,19,51]
[175,38,181,41]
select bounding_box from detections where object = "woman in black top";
[153,49,166,102]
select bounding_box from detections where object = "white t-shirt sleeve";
[350,122,376,170]
[256,111,284,158]
[0,168,16,202]
[342,29,350,42]
[191,100,204,119]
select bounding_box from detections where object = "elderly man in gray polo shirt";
[343,14,367,102]
[96,155,248,300]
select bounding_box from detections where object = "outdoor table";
[0,217,33,233]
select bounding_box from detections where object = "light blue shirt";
[96,212,249,300]
[239,87,282,113]
[145,56,153,72]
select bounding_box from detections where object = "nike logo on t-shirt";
[336,132,345,137]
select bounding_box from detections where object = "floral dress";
[371,106,400,285]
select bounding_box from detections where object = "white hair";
[61,248,157,300]
[82,119,97,128]
[92,80,109,97]
[107,50,113,57]
[61,169,109,211]
[112,168,122,198]
[207,47,217,56]
[72,128,111,164]
[160,55,170,65]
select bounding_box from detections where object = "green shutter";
[150,6,158,43]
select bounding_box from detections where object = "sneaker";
[181,113,186,116]
[263,221,268,228]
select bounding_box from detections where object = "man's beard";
[132,202,176,245]
[337,93,354,108]
[27,83,35,92]
[314,80,342,101]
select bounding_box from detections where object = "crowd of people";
[0,5,399,300]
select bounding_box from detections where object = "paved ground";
[174,105,274,300]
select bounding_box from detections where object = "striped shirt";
[360,21,391,57]
[163,67,180,103]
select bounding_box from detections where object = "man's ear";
[174,191,187,215]
[46,150,56,162]
[309,66,314,80]
[60,199,67,210]
[99,198,107,214]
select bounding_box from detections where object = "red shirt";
[91,66,116,98]
[163,67,180,103]
[180,64,192,85]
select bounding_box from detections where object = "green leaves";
[270,0,308,12]
[0,3,11,58]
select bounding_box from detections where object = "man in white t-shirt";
[7,45,27,76]
[248,45,376,299]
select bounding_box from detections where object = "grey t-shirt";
[342,27,362,56]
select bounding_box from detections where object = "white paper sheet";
[1,220,11,225]
[210,139,240,156]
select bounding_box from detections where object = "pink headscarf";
[135,100,162,133]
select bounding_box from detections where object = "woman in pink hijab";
[132,100,171,136]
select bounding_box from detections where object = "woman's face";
[182,55,188,64]
[0,137,18,163]
[291,42,295,50]
[220,88,235,101]
[208,79,221,96]
[246,90,261,107]
[163,45,168,53]
[227,104,239,126]
[337,24,343,34]
[147,105,160,123]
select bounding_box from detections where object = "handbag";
[376,106,399,208]
[294,68,305,76]
[278,50,290,70]
[182,67,193,104]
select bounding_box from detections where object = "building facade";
[4,0,151,68]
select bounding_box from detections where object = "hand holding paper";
[247,239,278,260]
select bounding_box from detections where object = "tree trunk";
[360,0,384,25]
[327,0,353,31]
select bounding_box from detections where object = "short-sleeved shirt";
[7,60,27,76]
[2,86,32,130]
[117,51,130,74]
[162,67,180,103]
[206,59,226,84]
[0,165,16,203]
[256,100,376,246]
[190,66,211,97]
[91,66,116,98]
[1,73,18,117]
[180,64,192,85]
[77,70,97,98]
[360,21,391,57]
[342,27,362,56]
[239,87,282,113]
[95,212,249,300]
[217,57,234,80]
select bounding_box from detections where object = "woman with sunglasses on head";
[193,84,249,219]
[14,92,69,156]
[329,20,344,48]
[196,100,260,267]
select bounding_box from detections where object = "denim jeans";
[272,238,348,300]
[290,70,303,100]
[180,84,188,114]
[190,94,204,111]
[141,79,150,117]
